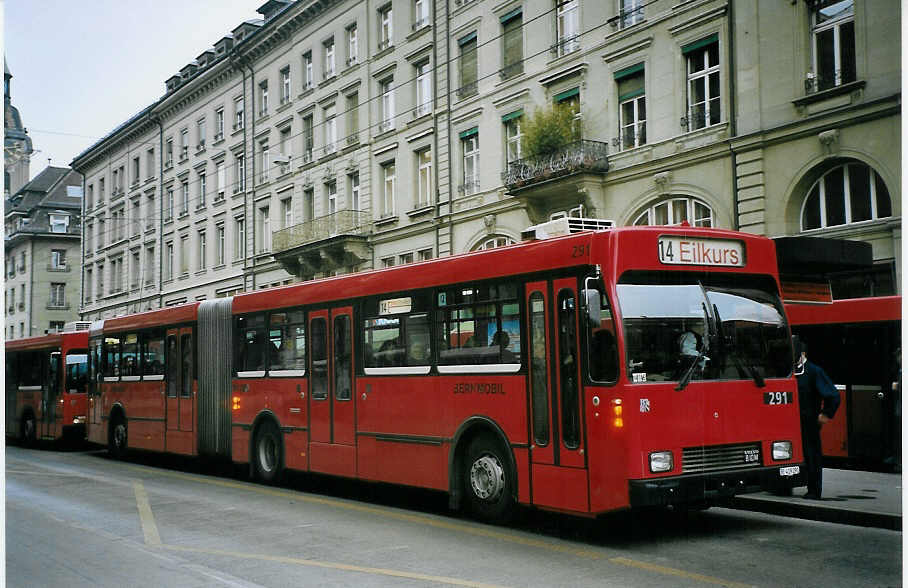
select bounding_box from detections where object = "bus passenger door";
[165,328,194,450]
[526,279,589,512]
[308,307,356,477]
[45,351,62,439]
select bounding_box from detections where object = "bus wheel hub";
[471,456,504,501]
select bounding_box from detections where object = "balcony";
[503,140,609,223]
[272,210,371,280]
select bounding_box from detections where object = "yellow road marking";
[162,544,511,588]
[124,463,752,587]
[609,557,754,588]
[133,480,161,546]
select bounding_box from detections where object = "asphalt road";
[5,445,902,587]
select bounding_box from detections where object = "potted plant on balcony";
[520,103,583,181]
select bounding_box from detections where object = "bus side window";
[588,290,618,383]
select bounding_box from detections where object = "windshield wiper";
[712,303,765,388]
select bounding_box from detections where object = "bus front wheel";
[253,421,283,484]
[464,433,515,523]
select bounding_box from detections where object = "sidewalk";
[728,468,902,530]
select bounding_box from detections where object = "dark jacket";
[796,360,841,420]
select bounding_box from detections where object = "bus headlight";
[72,416,85,424]
[649,451,673,473]
[772,441,792,461]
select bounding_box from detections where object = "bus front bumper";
[629,464,805,507]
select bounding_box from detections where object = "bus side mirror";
[582,289,601,327]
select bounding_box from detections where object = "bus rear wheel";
[109,417,128,459]
[464,434,515,523]
[253,421,283,484]
[20,413,36,447]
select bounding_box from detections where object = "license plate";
[779,466,800,477]
[764,391,793,405]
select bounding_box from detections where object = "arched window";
[473,235,515,251]
[632,197,713,227]
[801,162,892,231]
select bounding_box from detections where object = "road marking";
[608,557,753,588]
[161,544,512,588]
[122,463,752,587]
[133,480,162,546]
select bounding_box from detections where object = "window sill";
[276,101,293,114]
[406,23,431,43]
[373,215,398,228]
[406,205,433,218]
[792,80,865,109]
[298,86,315,100]
[374,44,394,60]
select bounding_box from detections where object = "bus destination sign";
[658,237,744,267]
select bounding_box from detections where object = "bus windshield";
[617,272,791,384]
[66,350,89,394]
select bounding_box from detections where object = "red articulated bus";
[6,329,90,444]
[786,296,901,468]
[85,223,804,521]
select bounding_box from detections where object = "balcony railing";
[503,140,609,191]
[273,209,370,252]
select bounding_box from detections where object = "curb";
[727,496,902,531]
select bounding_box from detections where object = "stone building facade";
[72,0,900,320]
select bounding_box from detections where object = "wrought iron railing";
[273,209,370,252]
[503,140,608,190]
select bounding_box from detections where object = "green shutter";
[500,7,522,23]
[682,33,718,55]
[501,109,523,123]
[458,31,477,46]
[459,127,478,139]
[614,62,644,81]
[554,87,579,103]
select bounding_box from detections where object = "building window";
[49,214,70,233]
[684,35,720,131]
[234,217,245,260]
[131,250,140,289]
[324,38,335,79]
[113,257,124,293]
[51,249,66,269]
[98,219,105,248]
[381,256,395,268]
[198,231,207,271]
[259,140,270,182]
[416,148,432,207]
[474,235,515,251]
[146,193,155,230]
[180,235,189,276]
[198,172,207,208]
[379,77,395,133]
[180,180,189,215]
[257,206,271,253]
[215,108,225,141]
[504,112,523,164]
[413,0,429,30]
[85,268,93,302]
[49,321,65,333]
[346,92,359,144]
[617,64,646,149]
[418,248,432,261]
[50,283,65,307]
[164,242,173,281]
[132,198,141,235]
[303,51,314,90]
[236,154,246,191]
[326,182,338,235]
[461,129,480,195]
[633,197,714,227]
[801,161,892,231]
[85,221,93,253]
[234,97,245,131]
[259,80,269,116]
[281,197,293,229]
[215,162,225,201]
[458,33,478,98]
[620,0,644,29]
[280,67,291,104]
[216,224,225,266]
[180,129,189,160]
[399,252,414,265]
[303,115,314,162]
[303,188,315,221]
[346,24,358,66]
[349,172,360,212]
[97,262,104,296]
[500,9,523,79]
[809,0,855,92]
[99,177,106,202]
[556,0,579,56]
[414,60,431,117]
[324,103,337,154]
[146,148,155,179]
[197,118,206,150]
[111,208,124,241]
[381,161,396,217]
[132,156,141,185]
[378,4,393,50]
[145,246,155,284]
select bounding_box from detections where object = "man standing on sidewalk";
[795,340,841,499]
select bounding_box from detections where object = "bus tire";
[463,433,515,523]
[109,415,128,459]
[253,421,283,484]
[20,412,36,447]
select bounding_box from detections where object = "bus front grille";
[682,442,762,474]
